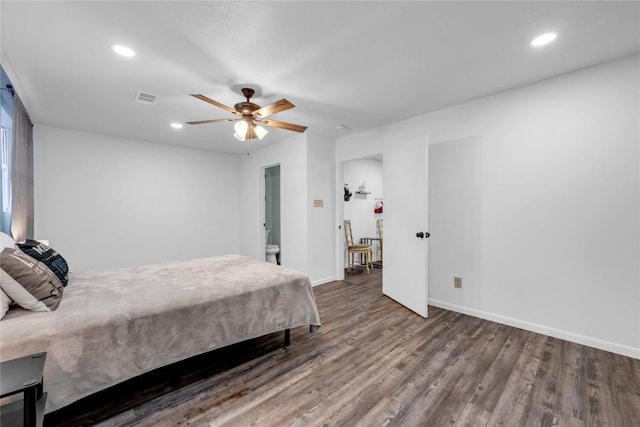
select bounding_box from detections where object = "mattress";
[0,254,321,412]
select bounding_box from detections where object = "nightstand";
[0,352,47,427]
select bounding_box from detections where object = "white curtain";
[10,95,33,242]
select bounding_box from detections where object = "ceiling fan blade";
[190,94,240,115]
[253,99,294,118]
[261,119,307,133]
[185,118,237,125]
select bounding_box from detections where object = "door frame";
[336,155,384,280]
[260,162,281,263]
[334,131,429,316]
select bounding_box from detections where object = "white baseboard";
[311,276,336,287]
[428,299,640,360]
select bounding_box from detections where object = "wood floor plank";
[338,311,470,426]
[144,341,355,426]
[444,323,513,426]
[484,331,546,426]
[423,320,505,425]
[379,316,487,425]
[555,341,588,422]
[46,269,640,427]
[609,352,640,425]
[519,336,565,426]
[291,313,461,427]
[469,327,534,414]
[259,304,443,426]
[456,402,493,427]
[585,346,621,427]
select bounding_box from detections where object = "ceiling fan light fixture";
[234,120,248,141]
[234,120,248,133]
[254,124,268,140]
[233,131,246,142]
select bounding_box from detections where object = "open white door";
[383,135,429,317]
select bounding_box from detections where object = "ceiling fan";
[186,88,307,141]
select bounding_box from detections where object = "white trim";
[429,299,640,360]
[335,161,345,281]
[311,276,336,287]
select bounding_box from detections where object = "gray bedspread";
[0,254,321,412]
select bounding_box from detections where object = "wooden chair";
[376,218,383,264]
[344,220,373,273]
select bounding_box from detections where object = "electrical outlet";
[454,277,462,288]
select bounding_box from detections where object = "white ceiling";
[1,1,638,154]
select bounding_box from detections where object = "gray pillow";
[0,248,63,311]
[0,268,50,312]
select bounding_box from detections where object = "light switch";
[314,199,324,207]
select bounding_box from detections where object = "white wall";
[238,133,309,275]
[34,125,241,272]
[428,55,639,357]
[35,125,334,284]
[336,55,640,358]
[307,133,336,285]
[237,132,336,285]
[343,158,383,260]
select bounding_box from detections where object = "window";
[0,65,13,234]
[1,125,9,212]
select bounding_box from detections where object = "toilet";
[265,230,280,264]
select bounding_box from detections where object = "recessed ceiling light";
[530,32,557,47]
[170,123,183,129]
[112,44,136,57]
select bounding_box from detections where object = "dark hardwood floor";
[46,267,640,426]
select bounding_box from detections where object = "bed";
[0,254,321,413]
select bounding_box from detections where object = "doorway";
[342,155,384,280]
[264,165,281,264]
[336,133,429,318]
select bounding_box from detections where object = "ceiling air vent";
[134,91,159,106]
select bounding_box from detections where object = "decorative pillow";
[0,232,15,250]
[0,248,63,311]
[17,239,69,287]
[0,267,50,312]
[0,288,11,319]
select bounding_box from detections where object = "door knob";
[416,232,424,238]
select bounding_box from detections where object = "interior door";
[383,135,429,317]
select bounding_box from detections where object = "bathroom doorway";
[265,165,281,264]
